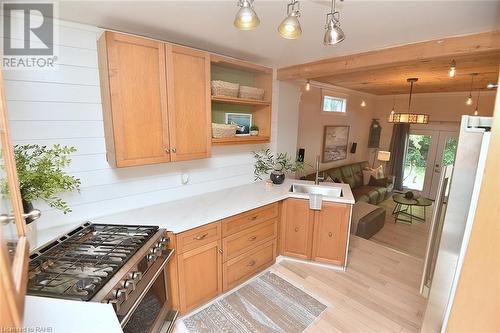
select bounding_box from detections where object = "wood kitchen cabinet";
[281,198,315,259]
[177,240,222,313]
[311,201,350,265]
[281,198,351,266]
[98,31,211,167]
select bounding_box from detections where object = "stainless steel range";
[27,222,178,333]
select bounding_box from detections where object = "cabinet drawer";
[223,240,276,291]
[222,203,279,237]
[222,219,277,262]
[176,222,221,254]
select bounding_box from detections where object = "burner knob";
[146,253,156,262]
[130,271,142,282]
[122,279,135,291]
[110,288,127,303]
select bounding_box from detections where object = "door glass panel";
[442,136,458,167]
[403,134,431,191]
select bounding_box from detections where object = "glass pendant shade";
[323,16,345,45]
[278,12,302,39]
[234,1,260,30]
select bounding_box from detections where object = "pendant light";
[234,0,260,31]
[390,97,396,115]
[466,73,477,106]
[305,79,311,91]
[448,60,456,78]
[388,78,429,124]
[474,90,481,116]
[360,100,366,107]
[323,0,345,46]
[278,0,302,39]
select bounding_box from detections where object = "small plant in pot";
[4,144,81,223]
[250,125,259,136]
[253,149,305,184]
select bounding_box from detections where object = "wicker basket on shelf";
[211,80,239,97]
[212,123,237,138]
[238,85,265,100]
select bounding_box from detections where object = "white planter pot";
[250,130,259,136]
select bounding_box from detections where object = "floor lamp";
[376,151,391,173]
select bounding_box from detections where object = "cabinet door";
[166,45,211,161]
[312,202,350,266]
[281,198,314,259]
[101,32,170,167]
[177,240,222,313]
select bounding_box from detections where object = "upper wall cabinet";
[98,31,211,167]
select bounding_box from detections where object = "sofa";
[302,161,394,205]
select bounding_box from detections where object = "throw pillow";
[362,170,372,185]
[333,177,343,183]
[374,165,384,179]
[368,176,388,187]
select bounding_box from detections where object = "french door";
[403,129,458,199]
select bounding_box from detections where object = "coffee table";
[392,194,432,224]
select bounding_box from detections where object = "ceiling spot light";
[323,0,345,46]
[487,83,498,89]
[448,60,456,78]
[305,80,311,91]
[234,0,260,31]
[278,0,302,39]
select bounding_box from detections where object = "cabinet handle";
[248,236,257,241]
[193,233,208,240]
[164,148,170,153]
[294,227,299,232]
[248,215,258,221]
[218,248,223,254]
[247,260,256,267]
[171,148,177,153]
[328,232,333,237]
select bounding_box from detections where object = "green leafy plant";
[253,149,305,180]
[11,144,81,214]
[250,125,259,131]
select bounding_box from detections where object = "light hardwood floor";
[369,199,433,259]
[274,236,427,333]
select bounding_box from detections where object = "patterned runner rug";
[182,271,326,333]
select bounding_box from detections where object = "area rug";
[182,272,326,333]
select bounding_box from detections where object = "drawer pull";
[294,227,299,232]
[218,248,223,254]
[248,236,257,241]
[247,260,256,267]
[248,215,258,221]
[328,232,333,237]
[193,233,208,240]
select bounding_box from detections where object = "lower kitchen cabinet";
[281,198,315,259]
[311,201,350,265]
[176,240,222,313]
[281,198,351,266]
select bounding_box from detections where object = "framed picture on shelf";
[322,125,349,162]
[225,113,252,136]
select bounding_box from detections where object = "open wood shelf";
[211,95,271,107]
[212,136,270,145]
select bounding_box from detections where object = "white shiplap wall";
[5,19,267,231]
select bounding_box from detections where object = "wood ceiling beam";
[277,31,500,81]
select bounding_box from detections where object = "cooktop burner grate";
[27,223,158,301]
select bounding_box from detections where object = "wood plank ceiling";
[277,31,500,95]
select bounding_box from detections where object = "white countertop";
[92,179,354,234]
[24,296,122,333]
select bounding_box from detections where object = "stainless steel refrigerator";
[420,115,492,332]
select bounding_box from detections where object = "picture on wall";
[322,125,349,162]
[225,113,252,136]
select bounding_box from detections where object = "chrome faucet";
[315,155,325,185]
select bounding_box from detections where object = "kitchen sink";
[289,184,342,198]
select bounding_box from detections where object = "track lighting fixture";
[234,0,260,31]
[323,0,345,46]
[278,0,302,39]
[487,83,498,89]
[448,60,456,78]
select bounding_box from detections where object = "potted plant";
[253,149,305,184]
[250,125,259,136]
[7,144,81,223]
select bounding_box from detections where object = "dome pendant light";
[234,0,260,31]
[323,0,345,46]
[278,0,302,39]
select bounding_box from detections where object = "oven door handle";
[119,249,175,327]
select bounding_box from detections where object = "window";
[322,94,347,113]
